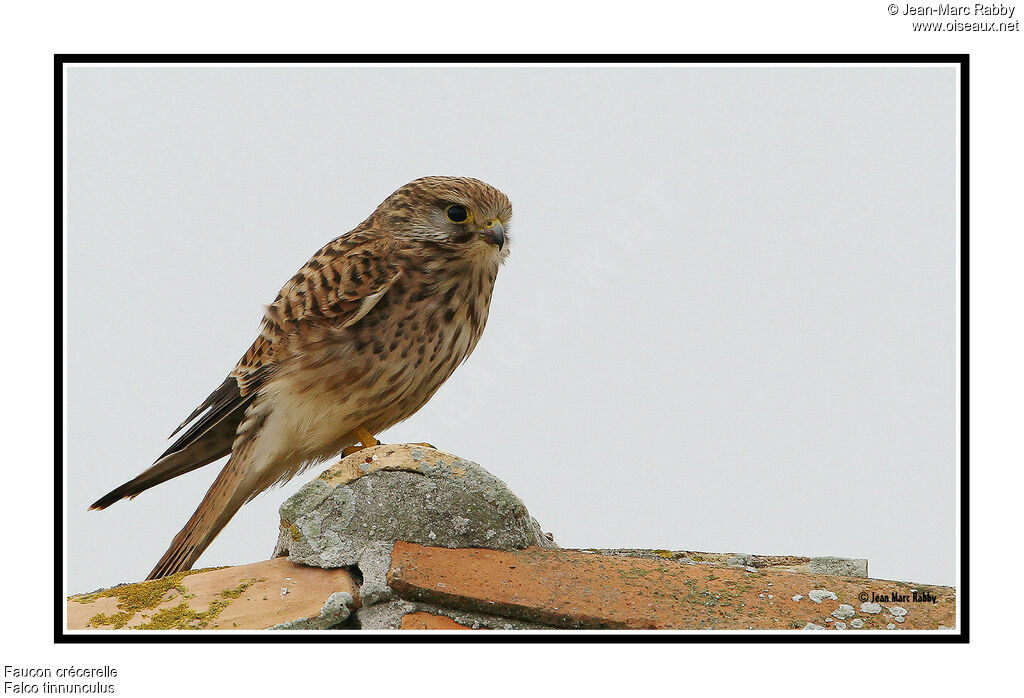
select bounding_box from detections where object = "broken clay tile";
[400,611,473,630]
[67,558,359,630]
[387,542,955,630]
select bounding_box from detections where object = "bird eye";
[445,205,470,224]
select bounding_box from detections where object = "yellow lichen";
[87,611,133,629]
[219,578,264,599]
[133,600,230,630]
[71,567,229,629]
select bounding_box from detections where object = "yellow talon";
[342,426,380,456]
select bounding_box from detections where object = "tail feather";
[146,454,253,580]
[89,413,242,510]
[91,376,253,511]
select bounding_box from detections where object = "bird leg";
[341,427,436,457]
[342,426,380,456]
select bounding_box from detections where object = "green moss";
[672,578,711,606]
[72,567,229,629]
[74,569,204,608]
[87,611,133,629]
[134,600,231,630]
[219,578,264,599]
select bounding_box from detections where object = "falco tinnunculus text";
[91,176,512,580]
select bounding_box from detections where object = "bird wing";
[90,233,400,510]
[180,233,401,440]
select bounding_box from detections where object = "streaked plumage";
[91,176,512,579]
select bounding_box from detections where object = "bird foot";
[342,426,380,456]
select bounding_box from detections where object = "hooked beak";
[480,219,505,250]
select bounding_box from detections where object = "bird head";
[375,176,513,261]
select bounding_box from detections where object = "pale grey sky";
[65,65,958,593]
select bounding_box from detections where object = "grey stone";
[850,618,865,629]
[802,622,826,630]
[886,623,896,630]
[808,556,869,577]
[357,599,419,630]
[888,606,908,617]
[831,604,856,620]
[808,589,839,604]
[834,621,847,630]
[269,591,354,630]
[860,602,883,614]
[278,445,555,570]
[792,594,803,601]
[356,540,395,606]
[727,554,755,568]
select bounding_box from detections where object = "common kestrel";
[91,176,512,580]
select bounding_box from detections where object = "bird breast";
[260,259,498,465]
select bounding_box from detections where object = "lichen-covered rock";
[808,556,868,577]
[269,591,354,630]
[831,603,856,620]
[275,444,556,569]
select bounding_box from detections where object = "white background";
[66,64,956,592]
[2,0,1018,694]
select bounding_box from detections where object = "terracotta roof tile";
[400,611,473,630]
[67,558,359,630]
[387,542,955,630]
